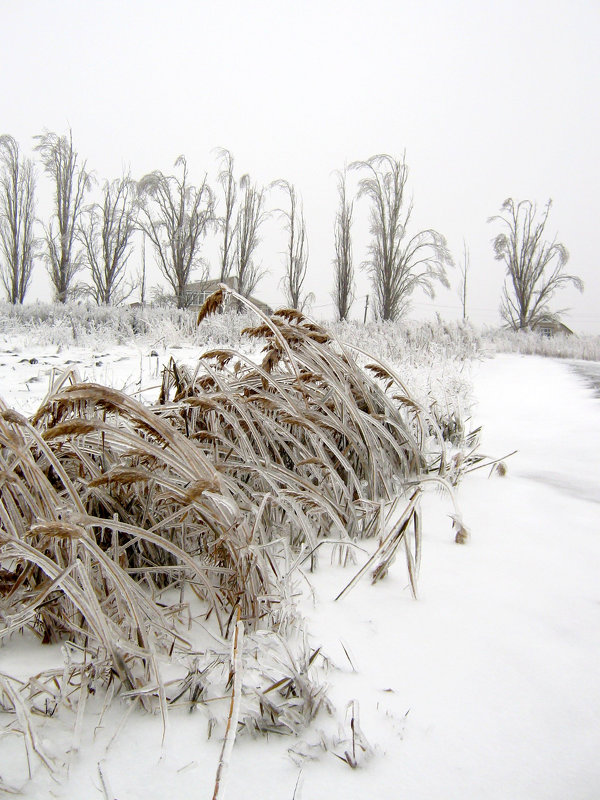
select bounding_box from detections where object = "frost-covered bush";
[328,318,482,366]
[0,302,261,350]
[483,327,600,361]
[326,318,481,454]
[0,301,146,346]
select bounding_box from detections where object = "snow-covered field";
[0,340,201,415]
[1,347,599,799]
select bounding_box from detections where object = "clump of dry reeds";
[0,375,307,777]
[160,291,446,543]
[0,286,476,782]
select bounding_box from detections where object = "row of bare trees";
[0,131,137,307]
[332,153,583,326]
[0,132,308,311]
[0,131,583,327]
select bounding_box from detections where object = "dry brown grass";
[0,285,472,779]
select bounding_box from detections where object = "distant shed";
[185,277,273,315]
[531,317,574,337]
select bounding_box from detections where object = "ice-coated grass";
[3,299,599,361]
[0,300,257,350]
[0,290,478,788]
[1,296,599,798]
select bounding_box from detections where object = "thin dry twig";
[212,610,244,800]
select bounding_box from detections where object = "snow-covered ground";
[1,351,599,799]
[0,339,204,415]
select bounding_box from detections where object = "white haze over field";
[2,1,600,332]
[0,345,599,798]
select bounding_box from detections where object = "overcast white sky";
[2,0,599,331]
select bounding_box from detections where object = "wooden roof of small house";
[185,278,273,315]
[531,316,574,336]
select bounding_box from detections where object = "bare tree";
[457,239,469,322]
[274,180,311,310]
[215,148,237,282]
[489,198,583,330]
[78,175,139,305]
[137,156,214,308]
[235,174,267,300]
[351,153,451,321]
[35,129,91,302]
[331,168,354,321]
[0,135,38,303]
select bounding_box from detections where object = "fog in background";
[2,0,599,331]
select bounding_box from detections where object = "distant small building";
[531,316,574,337]
[184,277,273,316]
